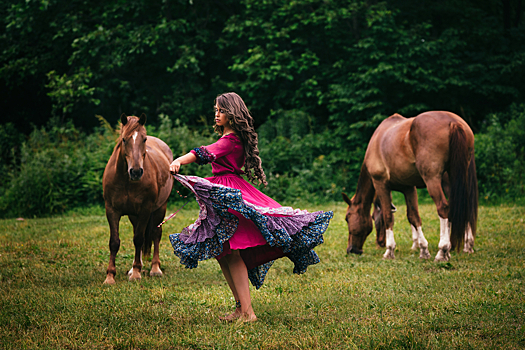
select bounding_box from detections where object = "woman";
[169,92,333,323]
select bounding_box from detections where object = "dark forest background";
[1,0,524,217]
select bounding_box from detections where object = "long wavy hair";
[214,92,267,186]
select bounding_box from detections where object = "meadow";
[0,200,524,349]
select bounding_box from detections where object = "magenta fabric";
[207,174,280,251]
[191,134,287,255]
[190,133,245,176]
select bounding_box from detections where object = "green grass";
[0,201,524,349]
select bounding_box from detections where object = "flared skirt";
[168,174,333,288]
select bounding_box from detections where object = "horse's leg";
[148,205,167,277]
[464,223,475,253]
[128,215,147,281]
[104,208,121,284]
[374,184,396,259]
[403,187,430,259]
[425,179,451,262]
[373,197,386,248]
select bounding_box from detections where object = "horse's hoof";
[463,246,474,254]
[103,275,116,285]
[434,250,450,262]
[128,268,142,281]
[411,242,420,251]
[420,252,431,260]
[383,249,395,259]
[150,270,163,277]
[419,248,431,259]
[129,274,142,281]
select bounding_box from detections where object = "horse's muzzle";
[347,246,363,255]
[129,168,144,181]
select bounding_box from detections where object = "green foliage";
[475,104,525,201]
[0,115,219,218]
[151,113,217,180]
[0,123,24,173]
[257,109,365,203]
[46,67,100,120]
[1,0,525,214]
[0,119,119,218]
[0,121,89,217]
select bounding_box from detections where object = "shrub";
[475,104,525,201]
[257,109,366,204]
[0,121,90,217]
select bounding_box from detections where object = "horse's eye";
[122,139,126,144]
[344,217,348,223]
[144,137,147,142]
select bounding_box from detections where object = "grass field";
[0,201,524,349]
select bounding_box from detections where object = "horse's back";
[365,114,415,183]
[365,111,473,187]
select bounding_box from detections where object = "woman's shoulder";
[221,133,241,144]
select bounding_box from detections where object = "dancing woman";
[169,92,333,322]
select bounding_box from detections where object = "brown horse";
[342,111,478,261]
[102,114,173,284]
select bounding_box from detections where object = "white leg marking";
[464,224,475,253]
[128,251,142,279]
[383,229,396,259]
[411,225,419,250]
[435,217,451,262]
[416,226,430,259]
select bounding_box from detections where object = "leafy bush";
[475,104,525,202]
[2,104,524,218]
[0,115,217,218]
[257,109,366,204]
[0,121,89,217]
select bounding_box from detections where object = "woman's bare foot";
[237,312,257,323]
[219,309,241,322]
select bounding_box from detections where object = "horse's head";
[120,113,147,181]
[342,192,373,255]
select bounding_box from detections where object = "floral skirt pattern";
[168,174,333,289]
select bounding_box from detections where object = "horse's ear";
[342,192,352,206]
[121,114,128,125]
[139,113,147,126]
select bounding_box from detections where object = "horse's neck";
[354,165,375,212]
[114,144,129,177]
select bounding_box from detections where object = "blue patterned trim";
[169,181,333,289]
[192,146,216,165]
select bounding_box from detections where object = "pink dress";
[194,134,280,252]
[169,133,333,288]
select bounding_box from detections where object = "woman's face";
[214,104,229,127]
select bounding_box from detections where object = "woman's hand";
[170,159,181,174]
[169,152,197,174]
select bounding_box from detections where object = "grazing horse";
[342,111,478,262]
[102,114,173,284]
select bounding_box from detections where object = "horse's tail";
[448,123,478,251]
[467,153,478,239]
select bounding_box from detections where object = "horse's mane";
[118,116,146,141]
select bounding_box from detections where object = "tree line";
[1,0,524,217]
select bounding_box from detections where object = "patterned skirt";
[168,174,333,289]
